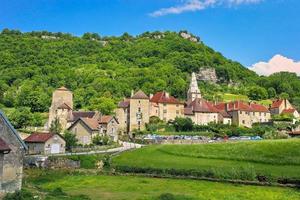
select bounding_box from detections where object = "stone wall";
[0,115,25,193]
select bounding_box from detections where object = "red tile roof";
[0,138,10,152]
[282,108,296,114]
[250,103,269,112]
[131,90,149,99]
[215,101,269,113]
[150,91,181,104]
[24,133,54,143]
[271,99,284,109]
[186,98,219,113]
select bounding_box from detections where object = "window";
[163,109,167,113]
[176,104,179,107]
[125,121,127,124]
[163,103,167,107]
[163,117,167,121]
[138,100,141,104]
[176,110,179,115]
[240,111,242,114]
[259,112,262,116]
[242,120,245,124]
[138,107,141,112]
[264,113,266,116]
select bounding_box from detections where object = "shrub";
[4,189,33,200]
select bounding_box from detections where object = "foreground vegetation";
[113,139,300,183]
[14,170,300,200]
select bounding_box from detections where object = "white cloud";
[249,55,300,76]
[149,0,263,17]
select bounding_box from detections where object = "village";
[0,72,300,195]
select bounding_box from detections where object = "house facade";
[48,86,101,131]
[116,90,150,133]
[68,115,119,144]
[99,116,119,141]
[150,91,184,122]
[215,101,271,128]
[270,99,299,118]
[24,133,66,155]
[0,111,27,194]
[184,98,220,125]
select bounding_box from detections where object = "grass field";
[113,139,300,182]
[22,170,300,200]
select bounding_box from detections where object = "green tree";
[267,87,277,99]
[172,117,194,132]
[8,107,32,129]
[89,97,116,115]
[50,117,62,134]
[247,86,268,101]
[63,130,78,150]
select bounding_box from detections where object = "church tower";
[187,72,201,101]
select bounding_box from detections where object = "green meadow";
[22,170,300,200]
[113,139,300,182]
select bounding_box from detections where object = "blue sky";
[0,0,299,69]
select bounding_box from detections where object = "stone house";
[116,90,150,133]
[215,101,271,128]
[68,115,119,144]
[24,132,65,155]
[150,91,184,122]
[99,116,119,142]
[0,111,27,194]
[68,118,99,145]
[270,99,299,118]
[48,86,101,131]
[184,98,220,125]
[115,99,130,134]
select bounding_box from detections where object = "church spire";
[187,72,201,101]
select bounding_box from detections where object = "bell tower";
[187,72,201,101]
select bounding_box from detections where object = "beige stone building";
[68,115,119,144]
[68,118,99,145]
[99,116,119,141]
[0,111,27,194]
[48,87,101,131]
[184,98,220,125]
[270,99,299,118]
[116,90,150,133]
[24,133,65,155]
[115,99,130,134]
[215,101,271,128]
[150,91,184,122]
[48,87,73,130]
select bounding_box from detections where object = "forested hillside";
[1,29,300,127]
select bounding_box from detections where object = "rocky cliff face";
[196,68,218,83]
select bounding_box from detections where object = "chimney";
[131,90,134,97]
[284,99,287,109]
[165,92,169,98]
[150,93,153,99]
[225,103,229,111]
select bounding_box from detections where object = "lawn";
[22,170,300,200]
[113,139,300,182]
[219,93,249,102]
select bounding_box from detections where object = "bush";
[4,189,33,200]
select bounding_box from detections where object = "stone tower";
[187,72,201,101]
[129,90,150,132]
[48,87,73,131]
